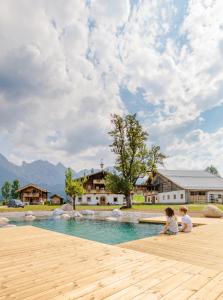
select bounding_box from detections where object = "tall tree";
[65,168,85,210]
[1,181,11,203]
[11,179,20,199]
[148,145,167,179]
[106,114,149,208]
[205,165,220,177]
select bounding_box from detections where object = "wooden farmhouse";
[17,184,48,204]
[76,169,124,205]
[138,169,223,204]
[50,194,64,205]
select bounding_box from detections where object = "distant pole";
[100,159,104,170]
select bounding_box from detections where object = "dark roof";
[17,183,48,193]
[50,194,64,199]
[75,170,108,180]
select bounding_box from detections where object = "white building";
[75,169,125,206]
[140,169,223,204]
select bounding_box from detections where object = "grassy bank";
[1,203,223,213]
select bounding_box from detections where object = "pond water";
[13,218,163,245]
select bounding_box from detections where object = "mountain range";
[0,153,109,197]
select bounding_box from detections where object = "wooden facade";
[80,170,109,195]
[50,194,64,205]
[17,184,48,204]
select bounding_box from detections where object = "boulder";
[202,205,223,218]
[73,211,83,218]
[0,217,9,226]
[4,224,17,228]
[24,215,36,221]
[111,209,123,217]
[81,210,94,215]
[25,211,33,216]
[53,208,64,216]
[106,217,117,222]
[61,214,71,220]
[61,204,73,211]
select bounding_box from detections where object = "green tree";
[148,145,167,180]
[65,168,85,210]
[106,114,149,208]
[1,181,11,203]
[205,165,220,177]
[11,179,20,199]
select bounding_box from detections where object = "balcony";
[22,193,40,197]
[93,179,105,185]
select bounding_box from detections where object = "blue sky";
[0,0,223,172]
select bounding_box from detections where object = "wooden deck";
[121,217,223,271]
[0,224,223,299]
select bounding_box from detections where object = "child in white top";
[160,207,178,235]
[179,206,193,233]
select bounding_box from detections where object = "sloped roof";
[158,169,223,190]
[17,183,48,192]
[75,170,108,180]
[50,194,64,199]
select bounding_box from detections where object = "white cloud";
[0,0,223,172]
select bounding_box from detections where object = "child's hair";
[179,206,188,214]
[165,207,175,217]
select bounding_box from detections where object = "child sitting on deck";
[179,206,193,233]
[160,207,178,235]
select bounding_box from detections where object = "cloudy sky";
[0,0,223,172]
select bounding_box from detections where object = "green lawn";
[133,194,145,203]
[1,203,223,213]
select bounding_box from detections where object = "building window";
[173,194,176,200]
[87,197,91,202]
[78,197,82,202]
[96,197,98,200]
[167,195,170,200]
[113,197,118,202]
[199,191,206,196]
[218,194,222,199]
[181,194,184,199]
[163,195,165,200]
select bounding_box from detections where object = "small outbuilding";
[50,194,64,205]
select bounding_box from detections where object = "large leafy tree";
[205,165,220,177]
[1,181,11,203]
[65,168,85,210]
[106,114,149,208]
[148,145,167,180]
[11,179,20,199]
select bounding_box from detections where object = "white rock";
[61,214,71,220]
[53,208,64,216]
[73,211,83,218]
[61,203,73,211]
[25,211,33,216]
[202,205,223,218]
[106,217,117,222]
[4,224,17,228]
[81,210,94,215]
[111,209,123,217]
[24,215,36,221]
[0,217,9,226]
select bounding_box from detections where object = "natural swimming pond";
[12,218,163,244]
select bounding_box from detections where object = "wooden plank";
[0,222,223,300]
